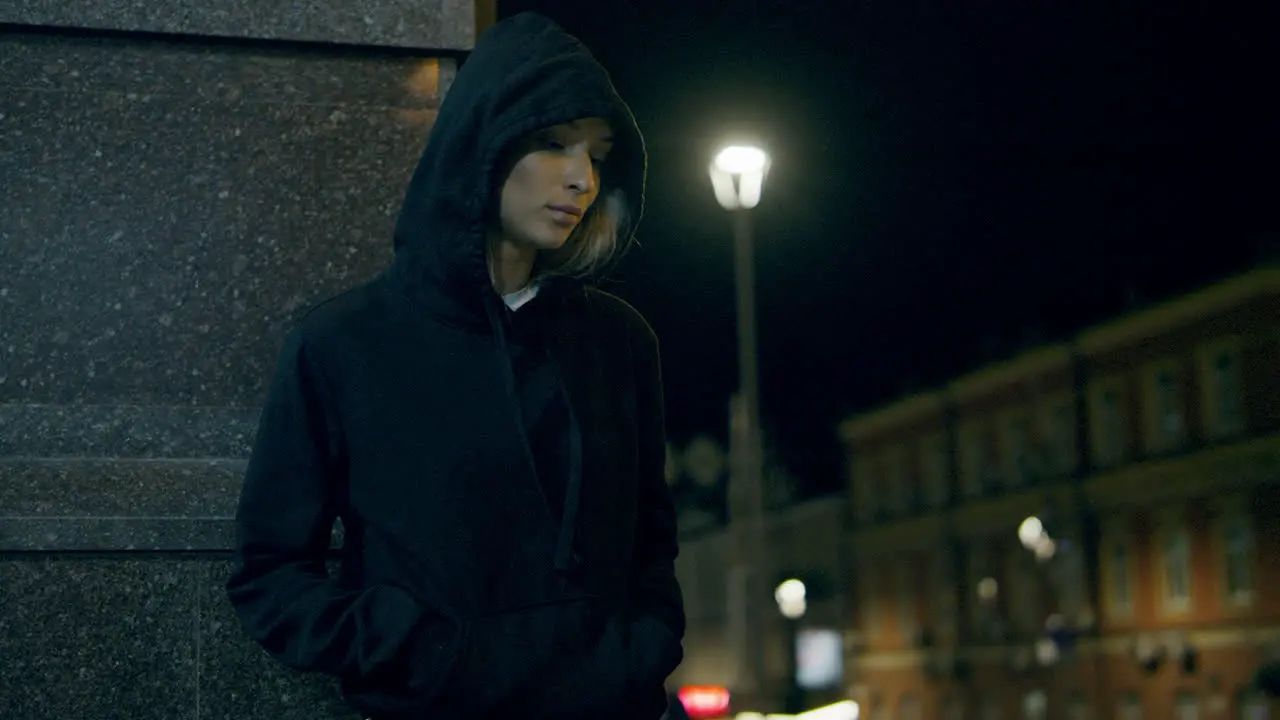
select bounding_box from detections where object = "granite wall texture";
[0,5,475,715]
[0,0,489,49]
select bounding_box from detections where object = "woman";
[226,12,684,720]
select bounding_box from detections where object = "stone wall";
[0,3,485,716]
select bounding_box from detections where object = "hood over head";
[390,12,646,324]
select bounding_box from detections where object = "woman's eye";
[537,135,566,150]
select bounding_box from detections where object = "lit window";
[1162,527,1193,613]
[1223,513,1255,606]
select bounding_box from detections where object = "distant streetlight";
[775,578,807,620]
[1018,516,1045,549]
[1018,515,1057,561]
[709,140,771,702]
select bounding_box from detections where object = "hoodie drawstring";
[483,292,585,574]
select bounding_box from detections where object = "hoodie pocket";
[440,595,600,713]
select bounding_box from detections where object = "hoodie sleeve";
[226,327,462,700]
[628,321,686,680]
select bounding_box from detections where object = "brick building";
[839,268,1280,720]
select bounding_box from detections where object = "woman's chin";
[530,232,573,252]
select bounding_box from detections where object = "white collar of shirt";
[502,282,540,311]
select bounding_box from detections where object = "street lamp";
[775,578,807,714]
[709,141,770,705]
[710,145,770,210]
[775,578,807,620]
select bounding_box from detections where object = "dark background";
[498,0,1278,496]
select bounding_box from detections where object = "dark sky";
[498,0,1277,495]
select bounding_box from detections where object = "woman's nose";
[565,150,596,194]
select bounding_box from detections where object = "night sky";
[497,0,1277,495]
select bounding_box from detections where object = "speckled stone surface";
[0,33,448,407]
[0,0,483,50]
[0,404,258,457]
[0,557,199,718]
[0,556,358,718]
[0,457,350,550]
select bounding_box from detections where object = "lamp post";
[709,143,771,707]
[775,579,808,714]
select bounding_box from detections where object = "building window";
[855,454,879,523]
[1211,351,1242,433]
[1118,693,1143,720]
[899,693,922,720]
[968,544,995,630]
[1022,690,1047,720]
[869,695,889,720]
[1162,526,1193,614]
[922,433,950,507]
[861,565,882,641]
[932,549,958,641]
[1237,689,1268,720]
[887,446,917,513]
[1003,410,1034,486]
[1008,547,1041,634]
[1091,382,1126,467]
[895,561,917,641]
[959,421,991,497]
[1145,364,1185,453]
[1046,399,1078,476]
[1200,341,1244,439]
[1176,693,1200,720]
[1223,512,1255,606]
[1107,533,1134,618]
[1067,694,1090,720]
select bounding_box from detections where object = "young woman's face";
[498,117,614,251]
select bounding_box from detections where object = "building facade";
[840,268,1280,720]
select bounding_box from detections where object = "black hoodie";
[226,13,684,720]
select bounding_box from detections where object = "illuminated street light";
[710,144,771,210]
[775,578,808,620]
[1018,516,1045,549]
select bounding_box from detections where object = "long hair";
[536,187,631,279]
